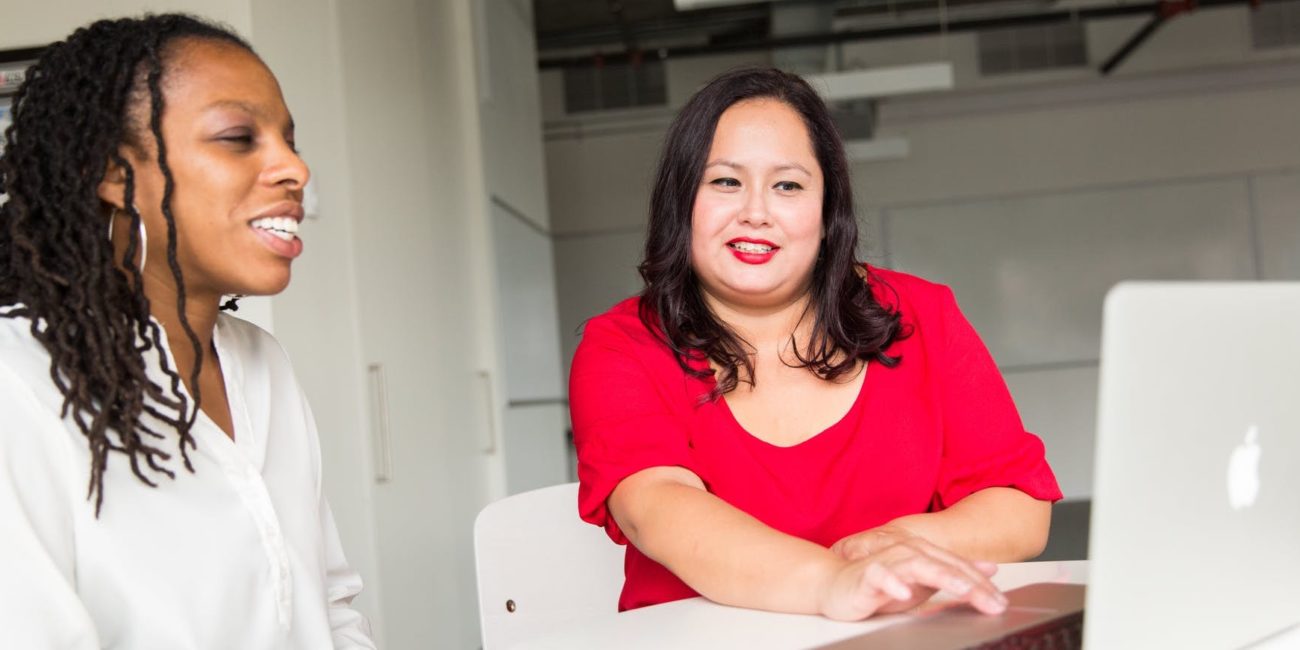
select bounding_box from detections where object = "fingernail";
[948,578,972,594]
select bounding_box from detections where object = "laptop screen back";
[1085,282,1300,649]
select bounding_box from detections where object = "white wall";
[328,0,499,646]
[542,8,1300,501]
[0,0,250,47]
[479,0,551,231]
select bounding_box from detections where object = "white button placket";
[209,325,294,631]
[220,450,294,630]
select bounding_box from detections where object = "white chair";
[474,482,626,649]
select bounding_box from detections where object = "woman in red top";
[569,68,1062,620]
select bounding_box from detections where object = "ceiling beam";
[538,0,1254,69]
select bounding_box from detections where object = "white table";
[517,560,1300,649]
[517,561,1086,649]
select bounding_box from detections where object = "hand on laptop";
[820,528,1007,621]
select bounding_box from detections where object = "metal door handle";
[367,363,393,483]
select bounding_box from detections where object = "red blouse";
[569,266,1062,612]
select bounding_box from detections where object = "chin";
[238,272,293,297]
[719,282,799,305]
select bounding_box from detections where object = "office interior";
[1,0,1297,647]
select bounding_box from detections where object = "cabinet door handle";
[478,370,498,455]
[368,363,393,483]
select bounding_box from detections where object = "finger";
[888,554,1007,615]
[974,560,998,577]
[862,561,913,602]
[896,538,1002,601]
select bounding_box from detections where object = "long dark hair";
[0,15,253,514]
[637,67,905,399]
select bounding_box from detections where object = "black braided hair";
[0,14,254,515]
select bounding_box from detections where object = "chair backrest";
[474,482,626,649]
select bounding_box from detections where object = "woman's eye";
[774,181,802,192]
[218,133,255,146]
[710,177,740,188]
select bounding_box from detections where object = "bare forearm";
[886,488,1051,561]
[610,467,842,614]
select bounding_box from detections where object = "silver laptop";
[821,282,1300,649]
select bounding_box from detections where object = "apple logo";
[1227,425,1262,511]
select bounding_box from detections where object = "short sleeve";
[926,287,1063,509]
[569,312,697,545]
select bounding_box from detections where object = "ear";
[96,153,128,211]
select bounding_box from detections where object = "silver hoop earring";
[108,208,148,271]
[137,218,147,270]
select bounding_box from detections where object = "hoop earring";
[108,208,148,271]
[137,218,148,270]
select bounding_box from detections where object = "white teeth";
[730,241,773,253]
[250,216,300,238]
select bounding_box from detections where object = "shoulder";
[862,265,955,312]
[0,311,78,467]
[571,295,690,389]
[860,265,967,351]
[216,313,294,369]
[577,296,662,354]
[862,264,963,329]
[0,309,59,397]
[0,307,41,355]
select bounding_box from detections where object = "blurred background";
[2,0,1297,647]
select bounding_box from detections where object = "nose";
[738,187,771,227]
[263,138,310,192]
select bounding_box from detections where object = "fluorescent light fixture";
[804,63,954,101]
[844,137,910,163]
[675,0,793,9]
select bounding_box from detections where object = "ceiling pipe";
[537,0,1255,70]
[1099,0,1199,75]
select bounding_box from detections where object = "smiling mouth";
[728,241,776,253]
[250,216,299,241]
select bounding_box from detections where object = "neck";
[140,272,221,377]
[701,286,815,351]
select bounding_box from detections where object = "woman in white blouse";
[0,15,374,649]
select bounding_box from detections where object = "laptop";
[819,282,1300,649]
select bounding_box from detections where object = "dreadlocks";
[0,14,253,515]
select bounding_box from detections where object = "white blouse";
[0,310,375,649]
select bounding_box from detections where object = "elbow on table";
[1018,499,1053,560]
[608,466,707,552]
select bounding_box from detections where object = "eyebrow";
[706,158,812,176]
[205,100,295,132]
[204,99,262,116]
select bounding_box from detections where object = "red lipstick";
[727,237,779,265]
